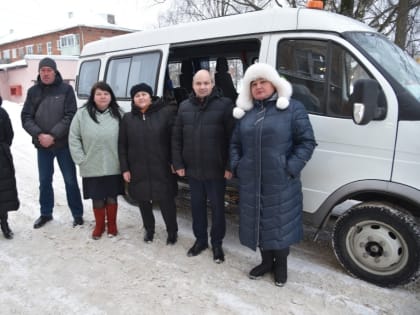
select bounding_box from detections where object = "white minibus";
[75,7,420,287]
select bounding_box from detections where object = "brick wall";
[0,26,132,63]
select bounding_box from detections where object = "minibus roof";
[80,7,375,57]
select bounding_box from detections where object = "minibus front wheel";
[332,202,420,287]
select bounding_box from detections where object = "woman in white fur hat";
[230,63,316,287]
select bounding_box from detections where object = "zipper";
[255,102,266,248]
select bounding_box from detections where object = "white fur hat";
[233,63,292,119]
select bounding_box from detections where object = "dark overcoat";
[230,97,316,251]
[118,98,177,201]
[171,88,235,180]
[21,72,77,149]
[0,99,20,213]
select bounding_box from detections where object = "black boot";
[273,248,289,287]
[144,229,154,243]
[0,213,13,240]
[249,249,273,279]
[166,231,178,245]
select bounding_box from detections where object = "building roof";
[0,12,138,45]
[0,54,79,71]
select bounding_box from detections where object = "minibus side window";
[277,40,326,114]
[77,59,100,98]
[328,43,372,117]
[277,39,381,119]
[105,51,161,99]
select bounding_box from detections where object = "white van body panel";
[80,8,373,58]
[266,33,399,213]
[296,8,375,33]
[392,121,420,190]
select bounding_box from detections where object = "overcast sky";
[0,0,169,37]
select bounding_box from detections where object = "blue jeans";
[188,178,226,247]
[37,147,83,218]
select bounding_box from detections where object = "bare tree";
[155,0,419,56]
[283,0,419,56]
[156,0,276,26]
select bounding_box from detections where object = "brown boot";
[106,203,118,237]
[92,208,106,240]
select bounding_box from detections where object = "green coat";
[69,106,122,178]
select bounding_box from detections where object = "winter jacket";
[0,101,19,213]
[230,96,316,251]
[69,106,123,177]
[118,98,177,201]
[172,88,235,180]
[21,71,77,149]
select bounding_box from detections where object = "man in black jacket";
[172,69,235,263]
[21,57,83,229]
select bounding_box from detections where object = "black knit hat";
[38,57,57,71]
[130,83,153,99]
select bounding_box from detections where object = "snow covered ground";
[1,101,419,315]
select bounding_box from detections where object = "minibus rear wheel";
[332,202,420,287]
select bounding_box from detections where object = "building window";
[46,42,52,55]
[12,48,17,59]
[37,43,43,54]
[60,34,80,48]
[18,47,25,58]
[3,49,10,60]
[56,40,61,51]
[26,45,34,54]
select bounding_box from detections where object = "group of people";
[0,57,316,287]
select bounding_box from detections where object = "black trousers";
[188,178,226,247]
[138,197,178,235]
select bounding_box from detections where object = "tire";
[332,202,420,287]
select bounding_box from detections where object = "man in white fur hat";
[230,62,316,287]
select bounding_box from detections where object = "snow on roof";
[0,12,138,45]
[0,54,79,71]
[0,59,27,70]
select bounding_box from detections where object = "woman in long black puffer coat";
[118,83,178,245]
[0,96,20,239]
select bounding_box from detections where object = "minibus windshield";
[346,32,420,102]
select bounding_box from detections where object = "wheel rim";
[345,220,409,276]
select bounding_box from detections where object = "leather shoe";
[212,246,225,263]
[33,216,53,229]
[187,241,208,257]
[73,217,84,227]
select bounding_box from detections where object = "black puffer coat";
[172,88,235,180]
[118,98,177,201]
[21,71,77,149]
[0,98,19,213]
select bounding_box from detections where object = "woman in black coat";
[118,83,178,244]
[0,96,20,239]
[230,63,316,287]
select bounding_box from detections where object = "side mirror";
[350,79,381,125]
